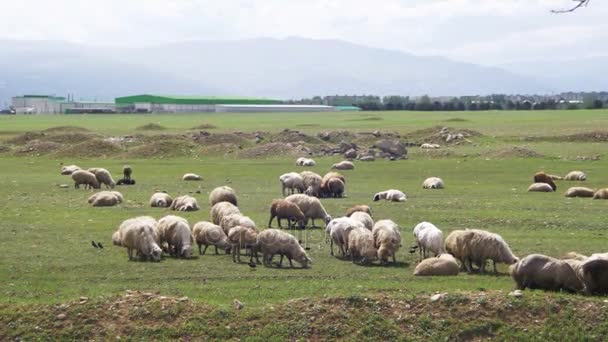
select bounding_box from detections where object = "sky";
[0,0,606,65]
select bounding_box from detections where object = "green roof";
[115,94,282,105]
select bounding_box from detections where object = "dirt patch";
[270,129,324,145]
[135,123,167,131]
[42,126,90,133]
[190,123,218,130]
[484,146,544,159]
[6,132,46,145]
[347,116,383,121]
[44,133,99,144]
[524,131,608,143]
[14,140,61,155]
[239,142,312,158]
[406,126,482,145]
[0,145,10,153]
[55,139,123,158]
[127,139,196,158]
[444,118,469,122]
[317,130,359,143]
[295,123,321,127]
[193,132,250,146]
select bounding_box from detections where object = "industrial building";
[215,104,336,113]
[11,95,115,114]
[114,94,283,113]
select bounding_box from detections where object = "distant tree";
[593,99,604,109]
[456,101,466,111]
[566,103,580,110]
[415,95,433,111]
[533,102,547,110]
[505,100,515,110]
[521,101,532,110]
[546,99,558,110]
[467,102,478,111]
[478,102,491,111]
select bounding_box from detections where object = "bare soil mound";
[318,130,359,143]
[444,117,469,122]
[135,123,167,131]
[485,146,544,159]
[193,132,250,146]
[14,140,61,155]
[42,126,90,133]
[127,139,196,158]
[270,129,324,144]
[407,126,482,145]
[524,131,608,143]
[0,145,10,153]
[6,132,46,145]
[190,123,218,130]
[44,133,99,144]
[239,142,312,158]
[55,139,123,158]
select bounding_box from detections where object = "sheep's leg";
[281,184,286,197]
[288,258,294,268]
[330,239,334,256]
[311,218,318,228]
[479,260,487,274]
[278,255,284,267]
[392,253,396,265]
[464,258,473,273]
[201,244,208,255]
[214,245,219,255]
[232,246,237,263]
[418,244,423,261]
[277,217,283,229]
[493,260,498,274]
[128,248,133,260]
[198,244,203,255]
[268,215,274,228]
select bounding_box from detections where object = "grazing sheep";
[257,229,312,268]
[279,172,306,196]
[192,221,231,255]
[169,195,199,212]
[325,217,364,256]
[60,164,81,175]
[301,171,323,197]
[414,254,460,276]
[579,253,608,295]
[210,201,241,225]
[373,189,406,202]
[422,177,445,189]
[87,168,116,189]
[322,172,346,185]
[157,215,193,259]
[113,216,162,262]
[227,226,259,263]
[88,191,122,207]
[209,186,238,206]
[183,173,202,181]
[533,172,557,191]
[322,177,345,198]
[123,165,132,180]
[150,192,173,208]
[347,227,377,264]
[413,221,445,260]
[564,170,587,181]
[446,229,518,273]
[527,183,554,192]
[350,211,373,230]
[331,160,355,170]
[593,188,608,200]
[71,170,100,190]
[220,213,256,235]
[296,157,316,166]
[285,194,332,227]
[372,220,402,265]
[345,205,373,218]
[565,187,595,198]
[268,199,306,229]
[420,143,440,149]
[510,254,584,293]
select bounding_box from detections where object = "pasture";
[1,110,608,340]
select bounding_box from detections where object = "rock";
[374,139,407,158]
[359,155,375,162]
[233,299,244,310]
[178,297,189,302]
[430,293,445,302]
[509,290,524,298]
[56,313,67,321]
[344,149,357,159]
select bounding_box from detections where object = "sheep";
[169,195,200,212]
[210,201,241,225]
[349,211,373,230]
[60,164,81,175]
[548,174,563,180]
[422,177,445,189]
[113,216,162,261]
[71,170,100,190]
[413,221,445,260]
[192,221,231,255]
[593,188,608,200]
[183,173,202,181]
[562,252,588,261]
[579,253,608,295]
[347,227,377,264]
[420,143,440,149]
[296,157,316,166]
[87,168,116,189]
[157,215,193,259]
[220,213,256,235]
[325,217,365,256]
[301,171,323,197]
[373,189,406,202]
[88,191,122,207]
[285,194,332,227]
[88,191,123,204]
[564,170,587,181]
[510,254,584,293]
[123,165,132,180]
[345,205,373,218]
[414,254,460,276]
[227,226,259,264]
[527,183,554,192]
[150,192,173,208]
[279,172,306,196]
[445,229,518,273]
[322,172,346,185]
[533,172,557,191]
[209,186,238,206]
[321,177,345,198]
[372,220,402,265]
[564,187,595,198]
[257,229,312,268]
[268,199,306,229]
[331,160,355,170]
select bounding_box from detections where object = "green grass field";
[1,110,608,340]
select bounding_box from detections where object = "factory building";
[11,95,115,114]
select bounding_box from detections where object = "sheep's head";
[297,255,312,268]
[151,245,163,262]
[373,194,381,201]
[156,199,167,207]
[181,245,193,259]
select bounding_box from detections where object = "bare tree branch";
[551,0,590,13]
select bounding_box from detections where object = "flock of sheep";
[59,158,608,296]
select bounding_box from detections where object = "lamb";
[445,229,518,273]
[192,221,231,255]
[209,186,238,206]
[268,199,306,229]
[413,221,445,260]
[510,254,584,293]
[220,213,256,235]
[296,157,316,166]
[88,191,123,207]
[210,201,241,225]
[285,194,332,227]
[564,187,595,198]
[331,160,355,170]
[60,164,81,175]
[182,173,202,181]
[579,253,608,295]
[257,229,312,268]
[420,143,440,149]
[422,177,445,189]
[157,215,193,259]
[372,220,402,265]
[593,188,608,200]
[345,205,373,218]
[150,192,173,208]
[279,172,306,196]
[347,227,377,264]
[71,170,100,190]
[325,217,365,256]
[301,171,323,197]
[564,170,587,181]
[527,183,554,192]
[227,226,259,264]
[87,168,116,189]
[373,189,406,202]
[349,211,373,230]
[113,216,162,262]
[533,172,557,191]
[169,195,200,212]
[413,254,460,276]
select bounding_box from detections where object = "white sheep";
[331,160,355,170]
[325,217,364,256]
[157,215,193,259]
[227,226,259,264]
[564,187,595,198]
[564,171,587,181]
[220,213,256,235]
[87,168,116,189]
[169,195,199,212]
[345,205,373,218]
[257,229,312,268]
[150,192,173,208]
[113,216,162,261]
[296,157,316,167]
[445,229,518,273]
[210,201,241,225]
[372,219,402,265]
[60,164,81,175]
[301,171,323,197]
[183,173,202,181]
[420,143,440,149]
[209,186,238,206]
[413,221,445,260]
[71,170,100,190]
[414,254,460,276]
[422,177,444,189]
[579,253,608,295]
[510,254,584,293]
[349,211,373,230]
[373,189,406,202]
[192,221,231,255]
[527,183,554,192]
[88,191,123,207]
[279,172,306,196]
[347,226,377,264]
[285,194,332,227]
[268,199,306,229]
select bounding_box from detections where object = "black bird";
[97,242,104,249]
[91,241,98,248]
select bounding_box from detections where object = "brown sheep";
[345,205,372,218]
[533,172,557,191]
[564,187,595,198]
[593,188,608,200]
[268,199,306,229]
